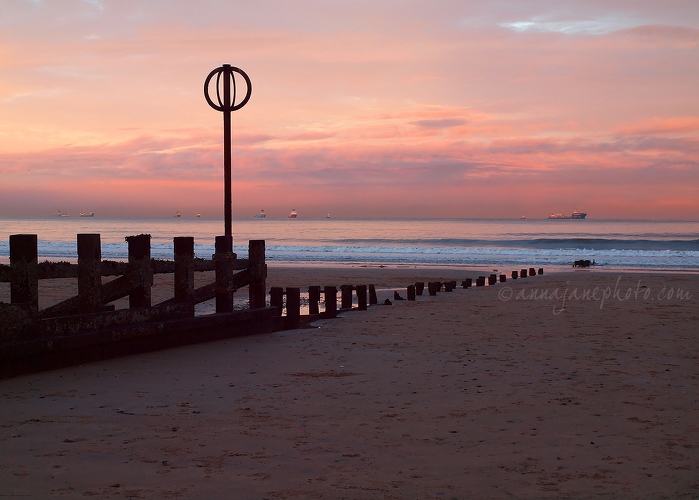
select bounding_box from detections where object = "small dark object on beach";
[573,259,594,268]
[394,291,404,300]
[384,298,392,305]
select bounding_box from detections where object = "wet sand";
[1,268,698,498]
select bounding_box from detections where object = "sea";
[0,217,698,273]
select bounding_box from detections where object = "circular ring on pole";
[204,65,252,112]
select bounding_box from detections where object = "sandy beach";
[1,267,698,498]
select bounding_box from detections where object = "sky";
[1,0,698,219]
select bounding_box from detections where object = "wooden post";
[356,285,367,310]
[444,282,454,292]
[521,269,528,278]
[499,274,507,283]
[270,287,284,316]
[415,282,424,295]
[529,267,536,277]
[476,276,485,286]
[248,240,267,309]
[308,286,321,315]
[488,274,497,286]
[285,287,300,329]
[126,234,152,308]
[538,268,544,275]
[368,284,378,305]
[9,234,38,313]
[324,286,337,318]
[174,237,194,304]
[340,284,353,310]
[77,233,102,313]
[214,235,235,313]
[407,284,416,301]
[428,282,437,296]
[462,278,472,289]
[511,270,518,279]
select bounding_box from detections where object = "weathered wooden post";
[407,284,416,301]
[499,274,507,283]
[476,276,485,287]
[521,269,528,278]
[368,284,378,305]
[248,240,267,309]
[324,286,337,318]
[356,285,368,310]
[126,234,152,309]
[285,287,300,329]
[428,282,438,296]
[269,287,284,316]
[174,236,195,304]
[488,274,497,286]
[77,234,102,313]
[308,286,321,315]
[538,268,544,275]
[444,282,454,292]
[214,235,236,313]
[462,278,472,289]
[511,270,518,279]
[341,284,353,310]
[415,282,424,295]
[529,267,536,277]
[9,234,38,314]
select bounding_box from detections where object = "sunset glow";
[1,0,698,219]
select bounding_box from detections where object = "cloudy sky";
[1,0,698,219]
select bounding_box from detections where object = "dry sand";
[1,268,698,498]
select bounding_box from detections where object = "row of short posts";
[269,283,377,329]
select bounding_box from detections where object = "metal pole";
[223,64,232,238]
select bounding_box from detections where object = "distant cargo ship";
[548,210,587,219]
[255,209,266,218]
[288,209,298,219]
[80,212,94,217]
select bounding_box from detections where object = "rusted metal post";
[324,286,337,318]
[77,233,102,313]
[285,287,300,329]
[308,286,321,315]
[174,237,195,304]
[214,235,236,313]
[269,287,284,316]
[407,284,416,301]
[356,285,367,310]
[126,234,152,308]
[9,234,38,313]
[341,284,353,310]
[248,240,267,309]
[368,284,377,305]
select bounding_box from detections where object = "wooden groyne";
[1,231,545,378]
[0,233,270,378]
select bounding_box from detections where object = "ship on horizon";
[548,210,587,219]
[254,209,266,218]
[288,209,298,219]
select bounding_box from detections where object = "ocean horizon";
[1,216,698,272]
